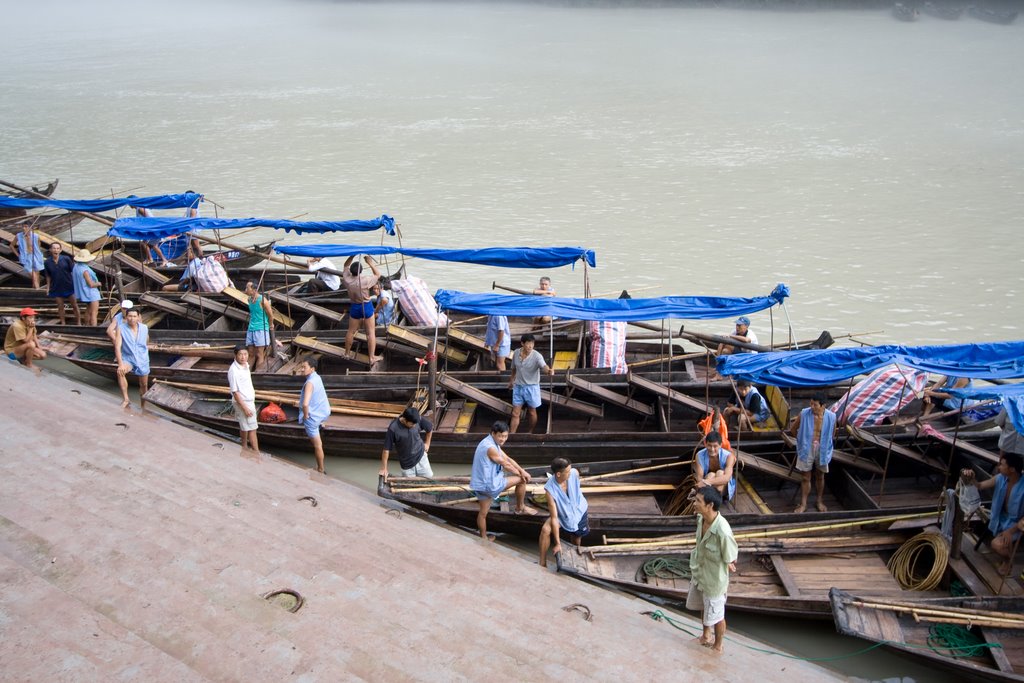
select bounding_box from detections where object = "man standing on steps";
[789,392,835,513]
[507,333,554,434]
[687,485,738,655]
[111,307,151,410]
[299,356,331,474]
[379,406,434,479]
[228,345,260,453]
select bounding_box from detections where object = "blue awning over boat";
[434,284,789,322]
[717,341,1024,388]
[107,215,397,240]
[946,384,1024,435]
[0,192,202,212]
[274,245,596,269]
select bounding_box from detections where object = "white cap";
[121,299,134,310]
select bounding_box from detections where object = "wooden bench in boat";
[169,355,203,370]
[0,255,28,278]
[266,290,344,324]
[566,372,653,417]
[552,350,578,371]
[925,427,1000,465]
[734,449,803,484]
[438,374,513,416]
[847,425,946,472]
[139,293,206,323]
[538,389,604,418]
[445,327,490,354]
[181,293,249,323]
[292,335,372,366]
[384,325,469,365]
[437,399,478,433]
[627,370,712,414]
[111,251,172,285]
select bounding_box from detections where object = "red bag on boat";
[259,402,286,424]
[698,411,731,452]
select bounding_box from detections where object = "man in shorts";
[539,456,589,568]
[4,307,46,368]
[342,254,382,365]
[507,333,554,434]
[789,392,835,513]
[687,485,738,654]
[112,307,150,410]
[299,356,331,474]
[228,345,259,452]
[469,421,534,540]
[379,406,434,479]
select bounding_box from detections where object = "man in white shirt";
[227,344,259,452]
[717,315,759,356]
[306,257,341,293]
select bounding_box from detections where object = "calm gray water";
[8,2,1022,679]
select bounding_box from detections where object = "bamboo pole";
[156,380,404,417]
[849,600,1024,626]
[593,511,934,552]
[579,459,694,482]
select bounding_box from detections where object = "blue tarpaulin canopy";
[0,192,202,212]
[108,215,397,240]
[274,244,596,269]
[434,284,789,322]
[947,384,1024,436]
[717,341,1024,388]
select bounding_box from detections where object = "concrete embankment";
[0,362,842,681]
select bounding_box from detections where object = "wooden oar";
[579,459,694,482]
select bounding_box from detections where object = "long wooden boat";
[555,517,960,619]
[0,211,87,236]
[892,3,920,21]
[0,179,58,218]
[969,6,1018,24]
[377,454,948,542]
[922,2,964,20]
[830,588,1024,682]
[142,380,787,465]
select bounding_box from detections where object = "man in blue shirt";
[961,452,1024,576]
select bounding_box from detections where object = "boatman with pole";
[687,485,738,654]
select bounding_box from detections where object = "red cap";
[20,307,37,317]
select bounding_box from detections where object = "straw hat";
[74,249,96,263]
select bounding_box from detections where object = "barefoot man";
[110,308,151,410]
[299,356,331,474]
[4,307,47,369]
[342,254,383,365]
[539,456,589,568]
[686,485,738,654]
[789,392,835,513]
[693,431,736,503]
[961,453,1024,576]
[469,421,533,540]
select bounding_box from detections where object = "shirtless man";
[532,276,556,324]
[789,393,835,513]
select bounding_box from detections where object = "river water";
[6,1,1022,680]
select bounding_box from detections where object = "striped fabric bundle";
[589,320,628,374]
[193,256,231,293]
[829,365,928,427]
[391,275,448,327]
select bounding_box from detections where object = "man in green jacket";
[687,485,739,653]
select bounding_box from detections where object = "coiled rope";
[887,531,949,591]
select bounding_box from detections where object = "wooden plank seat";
[266,290,345,324]
[0,255,28,277]
[139,293,206,322]
[926,427,1000,465]
[552,350,578,371]
[539,389,603,418]
[181,293,249,323]
[111,251,172,285]
[445,327,490,354]
[735,449,803,484]
[627,370,712,414]
[847,425,947,472]
[292,335,372,366]
[438,374,512,416]
[566,372,653,416]
[385,325,469,365]
[223,286,294,328]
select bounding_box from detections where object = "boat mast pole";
[878,365,907,505]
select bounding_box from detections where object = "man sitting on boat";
[379,406,434,479]
[693,431,736,502]
[723,380,771,430]
[922,375,980,417]
[716,315,759,356]
[790,392,835,514]
[469,421,534,541]
[539,456,589,568]
[532,276,556,325]
[305,256,341,294]
[961,453,1024,576]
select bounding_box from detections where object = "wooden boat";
[830,588,1024,682]
[377,453,948,543]
[142,380,787,465]
[0,211,87,236]
[969,6,1018,24]
[0,179,59,218]
[893,3,920,21]
[555,516,959,619]
[922,2,964,19]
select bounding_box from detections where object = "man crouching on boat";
[693,431,736,503]
[961,453,1024,576]
[687,485,738,654]
[539,457,589,568]
[469,421,534,540]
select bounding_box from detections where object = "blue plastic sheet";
[108,215,397,240]
[947,384,1024,436]
[0,192,202,212]
[434,284,789,322]
[274,245,595,269]
[717,341,1024,388]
